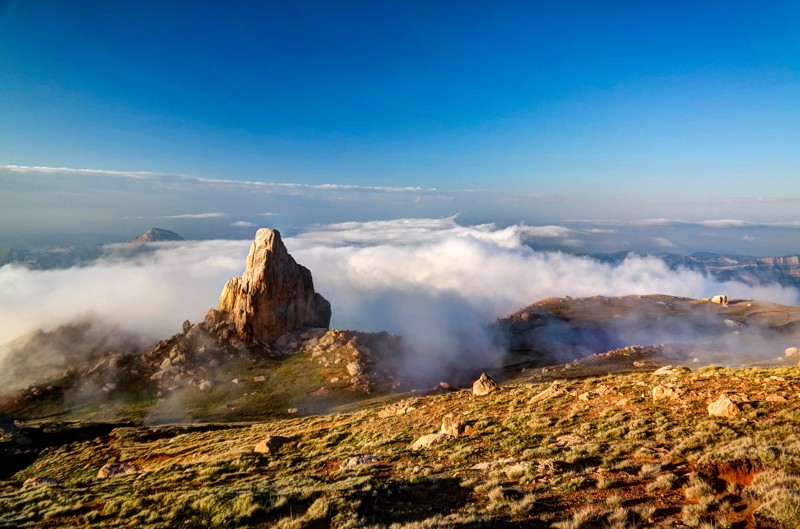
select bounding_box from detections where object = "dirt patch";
[696,459,762,488]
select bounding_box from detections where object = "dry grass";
[2,364,800,528]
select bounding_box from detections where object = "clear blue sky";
[1,1,798,198]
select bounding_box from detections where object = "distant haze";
[3,165,800,256]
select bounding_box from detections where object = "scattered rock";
[766,395,788,403]
[198,380,214,391]
[724,319,743,328]
[410,433,452,450]
[341,454,379,469]
[254,435,291,455]
[440,414,465,437]
[378,400,417,417]
[253,375,266,382]
[20,477,60,491]
[211,228,331,343]
[708,394,741,418]
[97,462,140,479]
[472,372,499,396]
[653,365,691,376]
[346,361,364,377]
[529,383,564,404]
[555,434,584,447]
[471,458,516,471]
[578,392,592,402]
[309,386,332,397]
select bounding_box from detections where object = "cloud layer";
[2,218,796,378]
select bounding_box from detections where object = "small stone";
[231,378,240,384]
[198,380,213,391]
[766,395,788,403]
[578,392,591,402]
[253,375,266,382]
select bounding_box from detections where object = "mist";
[0,217,798,378]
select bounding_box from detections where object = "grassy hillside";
[2,365,799,528]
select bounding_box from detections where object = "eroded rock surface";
[212,229,331,344]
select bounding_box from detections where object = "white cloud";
[259,212,280,216]
[0,164,166,179]
[519,225,573,238]
[164,213,226,219]
[231,221,256,227]
[697,220,753,228]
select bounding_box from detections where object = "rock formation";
[127,227,184,243]
[208,228,331,343]
[472,372,499,396]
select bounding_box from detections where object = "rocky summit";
[207,228,331,344]
[126,227,184,243]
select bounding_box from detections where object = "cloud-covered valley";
[1,218,797,359]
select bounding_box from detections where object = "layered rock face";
[210,228,331,343]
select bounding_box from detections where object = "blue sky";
[1,1,799,251]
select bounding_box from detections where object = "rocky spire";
[207,228,331,343]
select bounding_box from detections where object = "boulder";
[410,433,452,450]
[341,454,379,469]
[710,295,729,305]
[211,228,331,343]
[472,372,499,396]
[254,435,290,455]
[708,394,741,418]
[20,477,60,491]
[440,414,465,437]
[652,365,691,376]
[652,385,680,401]
[346,361,364,377]
[97,462,140,479]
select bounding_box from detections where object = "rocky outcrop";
[127,227,184,243]
[210,229,331,344]
[472,372,499,396]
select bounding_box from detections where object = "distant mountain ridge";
[593,251,800,289]
[126,227,184,243]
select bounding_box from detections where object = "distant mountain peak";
[127,227,184,243]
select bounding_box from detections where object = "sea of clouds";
[1,217,797,362]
